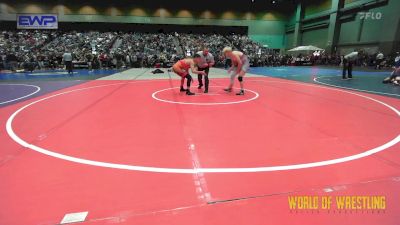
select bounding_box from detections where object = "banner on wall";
[17,14,58,29]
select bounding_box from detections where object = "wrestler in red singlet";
[172,54,206,95]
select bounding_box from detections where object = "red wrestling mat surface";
[0,77,399,225]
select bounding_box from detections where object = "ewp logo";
[17,14,58,29]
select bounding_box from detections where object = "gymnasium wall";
[294,0,331,49]
[285,32,295,49]
[283,0,332,50]
[284,10,297,49]
[302,28,329,48]
[338,0,400,53]
[344,0,363,4]
[304,0,332,17]
[0,1,289,49]
[285,0,400,54]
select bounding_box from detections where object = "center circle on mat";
[152,86,259,105]
[5,80,400,173]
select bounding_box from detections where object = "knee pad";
[186,74,192,86]
[238,76,243,82]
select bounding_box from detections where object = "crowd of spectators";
[43,31,116,63]
[115,32,179,68]
[0,30,398,72]
[230,44,397,69]
[228,35,269,61]
[0,30,56,71]
[178,33,231,67]
[0,30,117,71]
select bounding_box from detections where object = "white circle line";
[5,79,400,173]
[313,76,400,97]
[152,86,259,105]
[0,84,41,105]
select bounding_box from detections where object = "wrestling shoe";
[186,90,195,95]
[180,87,187,92]
[223,88,232,92]
[236,90,245,95]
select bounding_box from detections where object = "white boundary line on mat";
[0,84,41,105]
[5,80,400,173]
[313,76,400,97]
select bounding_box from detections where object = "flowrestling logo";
[17,14,58,29]
[359,12,382,20]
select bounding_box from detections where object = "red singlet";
[178,59,191,71]
[173,59,191,77]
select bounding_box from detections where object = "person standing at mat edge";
[63,50,73,75]
[222,47,250,95]
[196,48,215,93]
[375,52,384,70]
[342,50,361,80]
[172,54,206,95]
